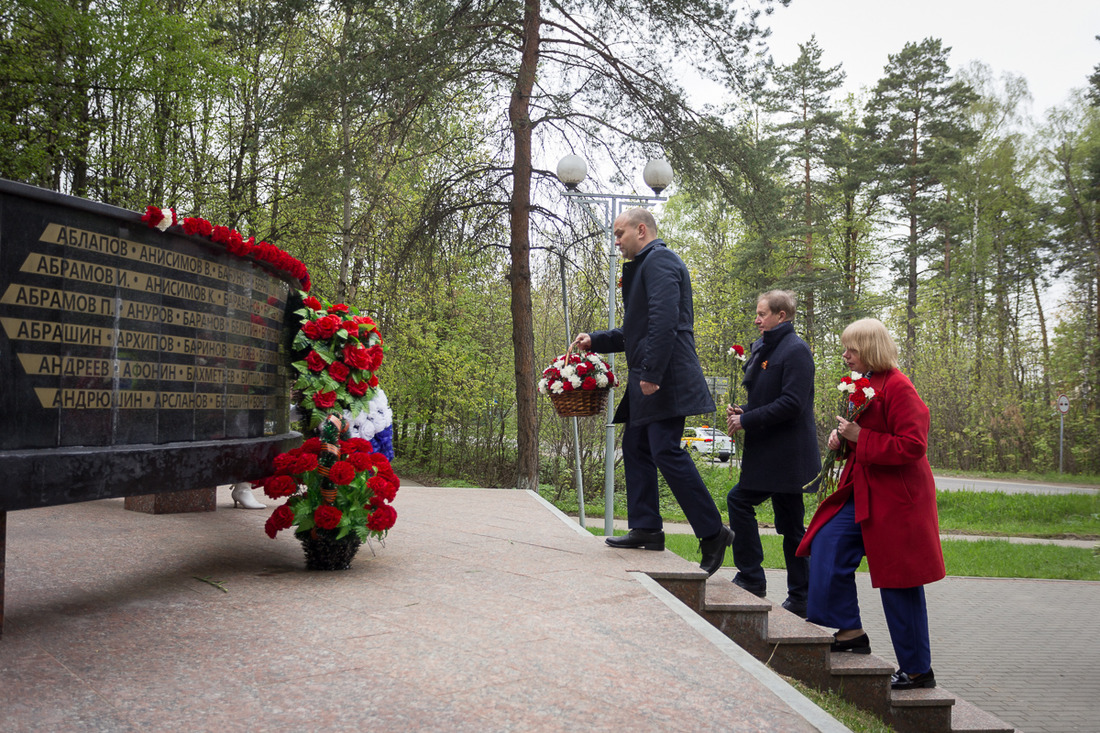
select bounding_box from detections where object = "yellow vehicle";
[681,426,733,461]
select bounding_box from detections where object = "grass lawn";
[558,461,1100,541]
[589,531,1100,581]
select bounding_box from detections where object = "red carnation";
[328,361,350,382]
[212,225,232,244]
[264,504,295,538]
[367,452,391,471]
[141,206,165,228]
[274,451,318,474]
[273,450,301,474]
[340,437,374,454]
[368,474,398,502]
[582,376,598,390]
[303,296,322,311]
[305,350,327,372]
[367,503,397,531]
[327,461,357,485]
[181,216,213,237]
[300,437,324,454]
[313,390,337,409]
[329,303,350,315]
[367,374,378,388]
[314,505,342,530]
[347,379,370,397]
[348,452,374,471]
[263,474,298,499]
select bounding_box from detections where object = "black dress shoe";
[698,526,734,576]
[605,528,665,551]
[781,599,807,618]
[830,633,871,654]
[891,669,936,690]
[731,575,767,598]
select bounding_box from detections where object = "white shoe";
[230,482,265,509]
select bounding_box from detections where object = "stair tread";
[702,576,773,612]
[827,651,895,675]
[889,685,957,707]
[765,607,836,644]
[949,698,1019,733]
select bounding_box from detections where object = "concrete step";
[762,607,836,687]
[642,559,1013,733]
[699,575,772,655]
[947,697,1020,733]
[886,685,957,733]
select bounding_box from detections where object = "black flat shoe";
[781,598,807,618]
[605,528,665,551]
[891,669,936,690]
[731,576,767,598]
[830,633,871,654]
[698,526,734,576]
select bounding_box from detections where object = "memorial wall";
[0,179,302,510]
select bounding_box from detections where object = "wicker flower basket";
[549,388,609,418]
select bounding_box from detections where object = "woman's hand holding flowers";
[835,416,861,444]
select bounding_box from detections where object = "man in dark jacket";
[725,290,820,616]
[573,208,732,576]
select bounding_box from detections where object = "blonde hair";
[841,318,899,372]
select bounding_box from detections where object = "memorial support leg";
[1,510,6,639]
[124,487,217,514]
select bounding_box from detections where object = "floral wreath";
[538,351,616,395]
[290,292,384,430]
[260,414,398,542]
[140,205,310,291]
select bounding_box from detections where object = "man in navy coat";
[725,290,820,616]
[573,208,732,576]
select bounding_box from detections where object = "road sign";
[704,376,729,391]
[1057,394,1070,414]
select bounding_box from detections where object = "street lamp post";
[555,155,673,536]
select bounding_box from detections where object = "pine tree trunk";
[508,0,541,491]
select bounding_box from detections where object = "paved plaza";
[2,481,1096,732]
[1,485,847,733]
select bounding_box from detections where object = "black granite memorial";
[0,179,304,635]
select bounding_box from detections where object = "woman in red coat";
[796,318,945,690]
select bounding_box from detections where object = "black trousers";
[726,483,808,602]
[621,415,724,539]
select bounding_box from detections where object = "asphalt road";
[933,475,1099,495]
